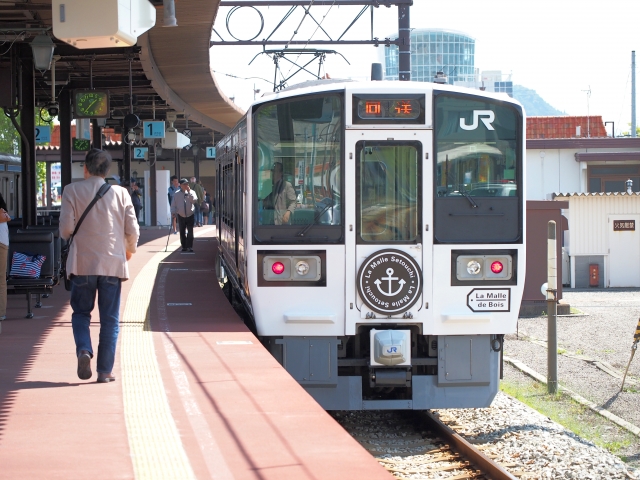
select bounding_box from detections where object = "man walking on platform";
[60,149,140,383]
[171,178,198,252]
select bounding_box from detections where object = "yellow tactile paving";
[120,237,196,480]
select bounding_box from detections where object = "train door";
[346,130,433,331]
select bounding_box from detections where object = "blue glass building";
[384,28,475,84]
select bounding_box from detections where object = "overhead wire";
[0,31,26,56]
[282,1,338,81]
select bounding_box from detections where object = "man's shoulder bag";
[60,183,111,291]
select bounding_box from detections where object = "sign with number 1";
[143,121,165,139]
[206,147,216,158]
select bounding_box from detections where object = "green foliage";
[0,111,20,155]
[500,379,635,454]
[620,124,640,137]
[36,161,46,189]
[0,110,51,187]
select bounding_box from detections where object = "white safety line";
[157,266,235,480]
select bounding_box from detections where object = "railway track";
[333,410,519,480]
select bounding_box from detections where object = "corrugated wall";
[558,194,640,255]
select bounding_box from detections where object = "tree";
[1,109,50,198]
[620,124,640,137]
[0,111,20,155]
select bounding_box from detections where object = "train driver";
[263,162,296,225]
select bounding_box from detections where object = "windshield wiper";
[459,187,478,208]
[296,202,334,237]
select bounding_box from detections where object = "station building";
[526,116,640,289]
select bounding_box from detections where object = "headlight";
[295,260,310,276]
[467,260,482,275]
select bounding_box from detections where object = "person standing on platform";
[203,189,213,225]
[0,192,11,324]
[171,178,197,252]
[190,176,204,227]
[60,149,140,383]
[130,181,142,223]
[167,175,180,234]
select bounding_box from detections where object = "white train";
[215,79,525,410]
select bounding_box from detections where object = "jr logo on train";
[215,80,524,410]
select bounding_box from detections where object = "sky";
[210,0,640,137]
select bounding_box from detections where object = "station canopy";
[0,0,244,145]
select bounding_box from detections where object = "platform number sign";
[143,121,165,139]
[134,147,149,161]
[35,125,51,144]
[206,147,216,158]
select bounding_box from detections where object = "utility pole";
[632,51,636,137]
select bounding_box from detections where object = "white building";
[526,136,640,288]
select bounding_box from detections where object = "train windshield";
[433,93,523,243]
[254,93,343,242]
[357,141,420,243]
[435,95,519,198]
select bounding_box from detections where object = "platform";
[0,227,390,479]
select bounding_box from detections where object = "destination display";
[352,94,425,125]
[467,288,511,312]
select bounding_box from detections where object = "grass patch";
[570,307,585,314]
[557,348,567,355]
[500,378,635,455]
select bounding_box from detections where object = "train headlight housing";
[456,254,513,281]
[466,260,482,275]
[262,255,321,282]
[295,260,310,276]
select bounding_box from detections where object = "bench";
[19,226,62,281]
[7,231,56,318]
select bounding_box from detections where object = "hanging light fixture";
[30,34,55,71]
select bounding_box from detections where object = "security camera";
[46,102,59,117]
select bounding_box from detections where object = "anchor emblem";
[374,268,406,296]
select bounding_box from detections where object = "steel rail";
[424,411,518,480]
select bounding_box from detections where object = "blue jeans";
[71,275,122,374]
[194,203,202,225]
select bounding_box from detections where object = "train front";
[245,82,525,410]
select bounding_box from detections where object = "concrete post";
[547,220,558,394]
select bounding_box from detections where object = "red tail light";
[490,261,504,274]
[272,262,285,275]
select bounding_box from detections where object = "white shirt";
[0,222,8,247]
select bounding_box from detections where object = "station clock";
[74,90,110,118]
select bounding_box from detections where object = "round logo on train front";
[357,249,423,315]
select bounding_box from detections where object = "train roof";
[0,153,21,165]
[253,79,524,110]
